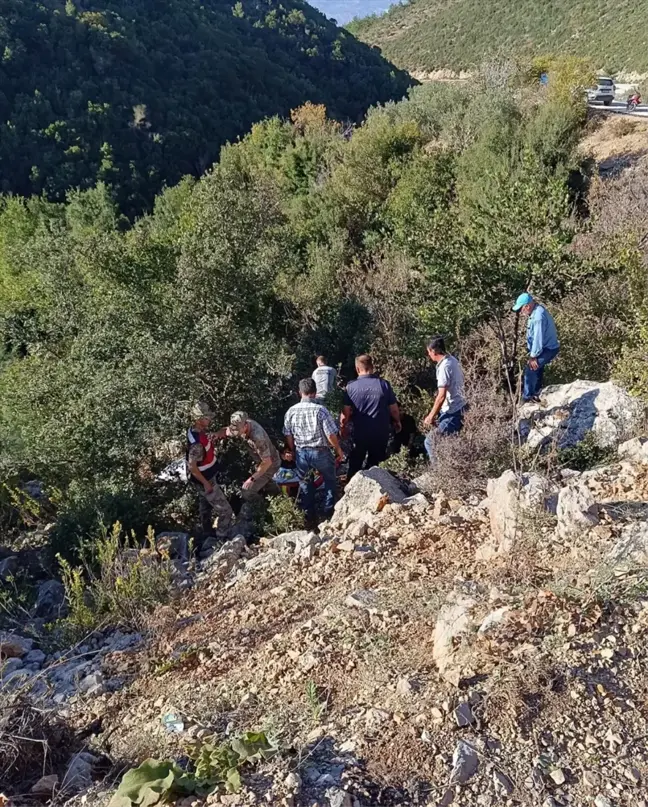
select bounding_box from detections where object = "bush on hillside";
[0,80,641,542]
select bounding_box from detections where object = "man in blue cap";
[512,292,560,402]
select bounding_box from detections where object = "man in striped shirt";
[283,378,344,525]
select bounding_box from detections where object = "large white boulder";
[484,470,557,554]
[520,380,643,450]
[331,468,407,527]
[556,483,599,539]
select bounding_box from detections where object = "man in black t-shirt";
[341,354,401,479]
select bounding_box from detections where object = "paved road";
[589,99,648,117]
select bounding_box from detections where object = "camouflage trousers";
[239,461,280,520]
[193,479,234,537]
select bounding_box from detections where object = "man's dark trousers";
[348,435,389,478]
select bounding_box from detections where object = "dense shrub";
[0,78,640,542]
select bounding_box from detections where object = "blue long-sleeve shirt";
[527,304,559,358]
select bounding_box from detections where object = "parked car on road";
[587,76,616,106]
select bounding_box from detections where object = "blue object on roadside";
[540,73,549,86]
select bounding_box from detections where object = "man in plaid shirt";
[284,378,344,525]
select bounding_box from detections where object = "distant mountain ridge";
[348,0,648,76]
[0,0,413,215]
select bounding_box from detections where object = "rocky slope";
[2,382,648,807]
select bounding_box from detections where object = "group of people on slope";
[186,294,559,539]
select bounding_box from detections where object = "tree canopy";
[0,0,412,216]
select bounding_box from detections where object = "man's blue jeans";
[523,347,559,401]
[424,408,465,461]
[295,448,336,520]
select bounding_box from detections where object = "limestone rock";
[268,530,310,551]
[155,531,190,561]
[556,483,599,539]
[493,771,514,795]
[33,580,67,620]
[608,522,648,567]
[484,470,557,554]
[520,380,643,450]
[345,589,381,614]
[0,631,33,658]
[294,531,319,560]
[203,536,247,579]
[1,657,23,675]
[24,648,46,666]
[61,751,98,794]
[478,606,511,634]
[31,775,58,796]
[450,740,479,784]
[433,591,477,686]
[331,468,406,527]
[618,437,648,464]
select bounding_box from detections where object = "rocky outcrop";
[330,468,407,529]
[520,380,643,450]
[482,470,557,555]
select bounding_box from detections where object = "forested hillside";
[348,0,648,74]
[2,73,647,547]
[0,0,412,216]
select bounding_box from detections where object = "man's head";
[229,411,250,438]
[512,292,536,317]
[316,355,327,367]
[426,335,446,363]
[355,354,374,375]
[191,401,214,430]
[299,378,317,399]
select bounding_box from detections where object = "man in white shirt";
[312,355,337,401]
[423,335,467,461]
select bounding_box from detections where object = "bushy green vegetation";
[0,74,644,545]
[0,0,412,217]
[348,0,648,74]
[56,522,172,639]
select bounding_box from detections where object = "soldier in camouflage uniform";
[186,402,234,539]
[228,411,281,518]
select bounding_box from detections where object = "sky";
[311,0,395,24]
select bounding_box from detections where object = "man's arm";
[243,455,274,489]
[528,311,545,370]
[340,404,353,436]
[327,432,345,463]
[424,388,447,428]
[284,434,295,453]
[530,312,545,359]
[389,403,402,433]
[321,409,344,462]
[188,447,214,493]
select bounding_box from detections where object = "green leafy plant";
[109,759,194,807]
[266,494,305,535]
[190,732,276,793]
[109,733,277,806]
